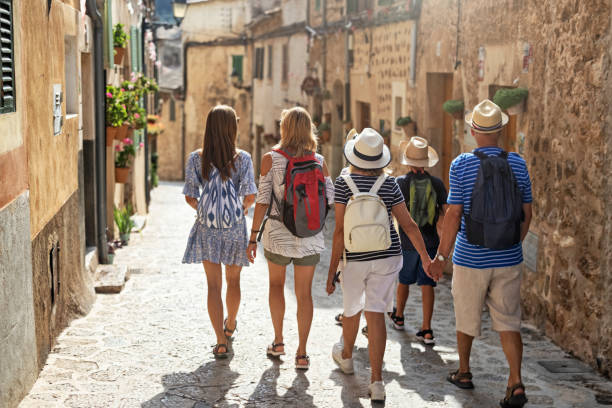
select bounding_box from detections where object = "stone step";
[94,265,128,294]
[85,246,98,276]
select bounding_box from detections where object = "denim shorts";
[399,248,437,286]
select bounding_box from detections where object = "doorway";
[426,73,453,187]
[357,101,371,132]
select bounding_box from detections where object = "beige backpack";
[342,175,392,255]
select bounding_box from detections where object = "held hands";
[428,257,446,281]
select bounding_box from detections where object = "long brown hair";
[276,107,318,157]
[201,105,238,181]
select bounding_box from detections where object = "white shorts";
[341,255,403,317]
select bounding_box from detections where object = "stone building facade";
[1,1,156,406]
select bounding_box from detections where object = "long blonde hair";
[276,107,318,157]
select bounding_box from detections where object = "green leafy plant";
[493,88,529,110]
[113,23,129,48]
[115,138,136,168]
[105,85,128,127]
[132,107,147,129]
[317,122,331,132]
[113,205,135,235]
[442,100,465,114]
[151,153,159,188]
[396,116,413,126]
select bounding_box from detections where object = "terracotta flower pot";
[451,111,464,120]
[507,101,525,115]
[106,126,119,146]
[125,127,134,139]
[114,47,126,65]
[115,124,129,141]
[115,166,131,184]
[320,130,331,144]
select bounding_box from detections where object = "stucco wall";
[157,95,185,181]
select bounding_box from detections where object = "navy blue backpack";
[464,151,523,250]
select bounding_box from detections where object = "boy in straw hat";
[430,99,532,408]
[387,136,447,346]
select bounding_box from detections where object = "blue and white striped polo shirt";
[448,147,533,269]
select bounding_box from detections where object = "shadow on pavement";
[141,353,239,407]
[246,359,315,407]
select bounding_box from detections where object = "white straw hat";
[400,136,439,168]
[343,128,391,170]
[465,99,509,134]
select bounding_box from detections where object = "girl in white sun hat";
[326,128,433,403]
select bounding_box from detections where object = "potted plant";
[343,120,353,134]
[396,116,416,137]
[113,23,129,65]
[442,99,465,120]
[113,205,135,245]
[105,85,129,145]
[107,242,115,264]
[318,122,331,143]
[381,129,391,147]
[493,88,529,115]
[115,137,136,183]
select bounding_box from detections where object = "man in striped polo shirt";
[430,99,532,408]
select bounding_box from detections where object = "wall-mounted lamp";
[230,68,251,92]
[172,0,187,25]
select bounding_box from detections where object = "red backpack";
[265,149,329,238]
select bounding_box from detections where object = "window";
[0,0,15,114]
[170,98,176,121]
[282,44,288,83]
[267,45,273,80]
[232,55,243,82]
[315,0,321,11]
[254,47,264,80]
[347,0,373,14]
[65,35,78,115]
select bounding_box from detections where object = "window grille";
[0,0,15,114]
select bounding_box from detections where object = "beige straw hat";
[464,99,509,134]
[400,136,439,168]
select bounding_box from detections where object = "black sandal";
[335,313,344,326]
[295,354,310,370]
[361,326,368,338]
[224,318,237,339]
[266,342,285,357]
[447,370,474,389]
[213,343,228,359]
[416,329,435,346]
[500,382,527,408]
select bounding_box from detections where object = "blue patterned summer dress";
[182,150,258,266]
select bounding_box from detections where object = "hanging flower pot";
[317,122,331,144]
[442,100,465,120]
[115,166,131,184]
[115,124,129,141]
[401,123,416,138]
[114,47,126,65]
[106,126,119,146]
[506,100,525,115]
[493,87,528,115]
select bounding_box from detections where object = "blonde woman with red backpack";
[247,107,334,370]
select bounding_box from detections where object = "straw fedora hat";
[344,128,391,170]
[465,99,509,134]
[345,128,358,143]
[400,136,439,168]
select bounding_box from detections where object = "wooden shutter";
[282,44,288,83]
[106,0,113,69]
[267,45,273,80]
[232,55,243,82]
[0,0,15,113]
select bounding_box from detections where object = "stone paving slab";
[94,265,128,294]
[20,182,612,408]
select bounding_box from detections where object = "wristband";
[249,240,257,244]
[250,229,260,233]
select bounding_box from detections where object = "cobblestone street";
[20,182,612,408]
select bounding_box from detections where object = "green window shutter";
[106,0,113,69]
[315,0,320,11]
[232,55,243,82]
[130,26,138,73]
[137,28,143,73]
[0,0,15,114]
[347,0,357,14]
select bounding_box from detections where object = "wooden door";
[359,102,371,131]
[442,75,453,187]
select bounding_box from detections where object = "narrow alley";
[19,183,612,408]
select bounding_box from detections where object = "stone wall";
[456,0,612,376]
[157,94,185,181]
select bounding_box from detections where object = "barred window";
[0,0,15,114]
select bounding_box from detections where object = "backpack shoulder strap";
[499,150,509,160]
[369,175,387,194]
[473,151,488,160]
[342,175,360,197]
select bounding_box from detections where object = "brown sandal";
[224,318,237,339]
[447,370,474,389]
[295,354,310,370]
[213,343,228,359]
[500,382,527,408]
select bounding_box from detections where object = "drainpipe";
[409,21,417,87]
[142,18,150,207]
[86,0,108,264]
[322,0,327,89]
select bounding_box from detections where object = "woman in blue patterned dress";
[182,105,257,358]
